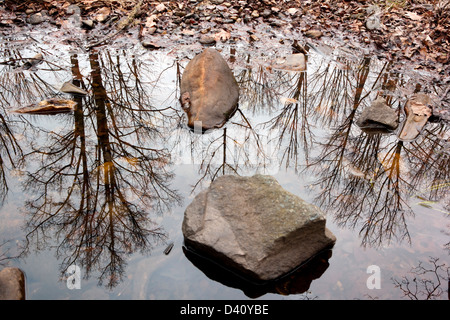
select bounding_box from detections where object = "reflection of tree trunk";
[19,50,180,289]
[0,111,22,205]
[353,57,371,109]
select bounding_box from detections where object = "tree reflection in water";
[232,48,448,249]
[0,37,448,297]
[17,50,181,289]
[300,55,449,248]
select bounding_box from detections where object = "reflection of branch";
[189,108,269,193]
[392,257,449,300]
[0,110,23,206]
[404,123,450,201]
[266,71,314,169]
[305,56,428,247]
[235,58,282,115]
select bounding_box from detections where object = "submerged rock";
[304,29,323,39]
[180,48,239,131]
[182,175,336,283]
[398,93,433,141]
[13,98,76,114]
[199,35,216,46]
[0,267,26,300]
[272,53,306,72]
[356,97,399,131]
[28,12,47,25]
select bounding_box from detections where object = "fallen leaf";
[405,11,422,21]
[280,97,298,105]
[214,29,231,42]
[182,29,196,36]
[145,15,157,28]
[155,3,166,12]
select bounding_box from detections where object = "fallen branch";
[86,0,145,49]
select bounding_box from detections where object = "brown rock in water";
[0,267,26,300]
[398,93,433,141]
[182,175,336,282]
[180,48,239,131]
[304,29,323,39]
[13,98,76,114]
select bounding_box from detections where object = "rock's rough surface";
[13,98,76,114]
[0,267,26,300]
[180,48,239,131]
[356,97,399,131]
[182,175,336,282]
[398,93,432,141]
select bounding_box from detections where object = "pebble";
[366,15,381,30]
[142,41,161,49]
[28,12,46,25]
[305,29,323,39]
[81,19,94,29]
[199,35,216,45]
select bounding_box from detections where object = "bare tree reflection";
[184,109,270,193]
[392,257,449,300]
[306,57,409,246]
[0,109,22,206]
[304,52,450,247]
[20,50,181,289]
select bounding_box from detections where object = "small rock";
[366,4,381,15]
[272,53,306,72]
[251,10,259,18]
[180,48,239,130]
[66,4,81,16]
[94,7,110,23]
[81,19,94,29]
[305,29,323,39]
[271,7,280,13]
[199,35,216,45]
[142,41,161,50]
[28,12,46,25]
[261,8,272,18]
[146,27,157,35]
[356,97,399,131]
[366,14,381,30]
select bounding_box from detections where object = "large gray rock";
[180,48,239,131]
[182,175,336,282]
[0,267,26,300]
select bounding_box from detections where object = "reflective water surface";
[0,27,448,300]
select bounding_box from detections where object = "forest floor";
[1,0,449,113]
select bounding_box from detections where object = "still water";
[0,27,448,300]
